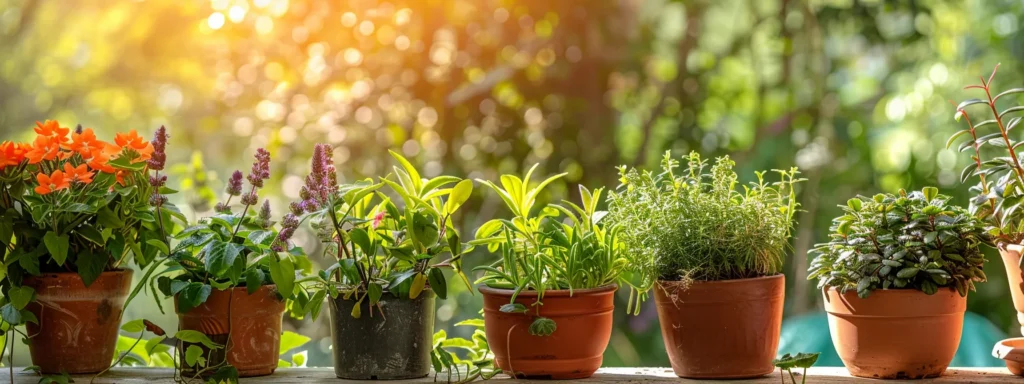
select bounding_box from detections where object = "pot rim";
[25,268,134,279]
[657,273,783,287]
[994,338,1024,363]
[823,286,959,296]
[477,283,617,297]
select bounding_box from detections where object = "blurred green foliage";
[1,0,1023,368]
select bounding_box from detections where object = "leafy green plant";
[773,352,819,384]
[472,165,653,335]
[807,187,992,298]
[948,64,1024,244]
[296,146,473,318]
[608,151,802,282]
[429,319,498,383]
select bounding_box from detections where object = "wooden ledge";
[7,367,1019,383]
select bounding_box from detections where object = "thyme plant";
[807,188,991,298]
[608,151,802,282]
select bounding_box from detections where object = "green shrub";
[808,187,992,298]
[608,151,802,282]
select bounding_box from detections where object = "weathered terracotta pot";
[22,270,133,374]
[823,287,965,379]
[654,274,784,379]
[175,285,285,377]
[329,291,435,379]
[1000,244,1024,335]
[480,284,616,379]
[993,337,1024,376]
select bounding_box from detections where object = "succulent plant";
[808,187,993,298]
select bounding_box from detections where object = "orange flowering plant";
[0,121,183,326]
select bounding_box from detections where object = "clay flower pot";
[993,338,1024,376]
[328,291,435,380]
[823,287,965,379]
[479,284,616,379]
[175,285,285,377]
[654,274,784,379]
[1000,244,1024,335]
[22,270,133,374]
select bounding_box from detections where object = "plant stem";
[92,333,144,383]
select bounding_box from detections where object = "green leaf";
[444,179,473,214]
[499,303,527,313]
[279,331,310,355]
[847,198,862,211]
[75,248,107,287]
[176,283,212,314]
[204,240,244,277]
[209,365,239,384]
[120,319,146,333]
[922,186,938,202]
[174,330,222,349]
[76,225,106,245]
[0,303,21,324]
[97,207,125,229]
[528,317,557,336]
[145,239,170,256]
[8,286,34,310]
[185,344,204,367]
[897,267,920,279]
[43,231,69,266]
[389,150,423,192]
[245,268,265,295]
[368,283,383,306]
[348,228,372,256]
[268,257,296,299]
[428,268,447,300]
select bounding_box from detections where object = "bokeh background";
[1,0,1022,367]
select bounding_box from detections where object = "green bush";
[808,187,992,298]
[608,151,802,282]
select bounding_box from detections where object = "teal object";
[778,312,1006,367]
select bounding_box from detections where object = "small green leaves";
[528,317,556,336]
[427,268,447,300]
[205,240,244,277]
[184,344,205,367]
[922,186,938,202]
[445,179,473,215]
[174,330,222,349]
[268,257,296,299]
[847,198,862,211]
[499,303,528,313]
[121,319,146,333]
[409,272,427,299]
[8,286,34,310]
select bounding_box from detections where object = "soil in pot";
[23,269,133,374]
[329,290,435,380]
[823,287,965,379]
[654,274,784,379]
[480,284,616,380]
[999,244,1024,335]
[176,285,285,377]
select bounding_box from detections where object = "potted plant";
[947,64,1024,334]
[0,122,181,374]
[607,151,802,379]
[471,165,654,379]
[295,146,474,380]
[808,187,991,379]
[153,148,309,379]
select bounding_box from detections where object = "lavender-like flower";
[227,170,244,196]
[240,191,259,206]
[215,202,230,214]
[272,213,300,252]
[257,200,272,229]
[247,148,271,188]
[289,201,305,216]
[148,126,168,171]
[149,174,167,188]
[302,144,336,208]
[149,193,168,207]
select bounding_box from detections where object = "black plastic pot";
[329,290,436,380]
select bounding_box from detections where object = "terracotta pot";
[993,337,1024,376]
[480,284,616,379]
[1000,244,1024,335]
[328,291,435,379]
[175,285,285,377]
[654,275,784,379]
[823,287,965,379]
[22,270,133,374]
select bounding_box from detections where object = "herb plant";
[0,122,182,329]
[608,151,802,282]
[155,148,309,314]
[947,64,1024,244]
[773,352,820,384]
[807,187,991,298]
[429,318,499,384]
[296,147,473,318]
[472,166,654,334]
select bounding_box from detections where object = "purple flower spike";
[227,170,244,196]
[257,200,272,229]
[303,144,337,207]
[272,213,300,252]
[240,191,259,206]
[148,126,168,171]
[248,148,271,188]
[289,201,305,216]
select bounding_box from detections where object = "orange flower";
[34,170,70,195]
[25,135,61,164]
[0,141,29,168]
[115,170,127,186]
[86,146,116,174]
[63,163,93,184]
[114,130,154,163]
[68,128,105,157]
[33,120,70,144]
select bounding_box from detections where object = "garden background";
[0,0,1019,368]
